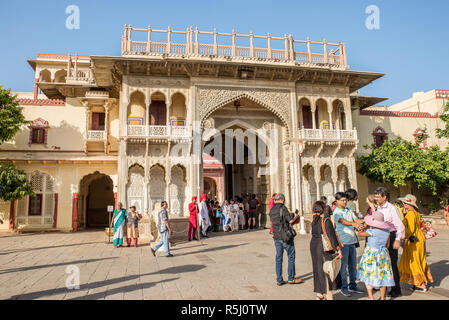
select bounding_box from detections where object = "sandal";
[316,294,326,300]
[288,278,303,284]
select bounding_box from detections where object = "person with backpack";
[269,193,302,286]
[248,194,260,230]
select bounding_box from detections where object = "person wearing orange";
[188,196,199,241]
[398,194,434,292]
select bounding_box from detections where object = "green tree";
[358,137,449,197]
[0,163,34,201]
[436,100,449,139]
[0,85,33,201]
[0,85,29,143]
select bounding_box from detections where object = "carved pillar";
[104,101,109,153]
[118,140,128,206]
[144,140,150,216]
[311,98,317,129]
[315,163,321,202]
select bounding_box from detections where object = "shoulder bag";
[321,217,333,252]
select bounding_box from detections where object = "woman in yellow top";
[398,194,433,292]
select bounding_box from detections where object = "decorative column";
[71,184,79,232]
[315,164,321,202]
[104,101,109,153]
[118,140,128,206]
[267,33,272,59]
[311,98,317,129]
[53,193,58,228]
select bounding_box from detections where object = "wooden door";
[149,101,167,125]
[302,105,313,129]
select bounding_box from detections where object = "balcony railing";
[87,130,106,141]
[300,129,357,141]
[121,25,348,69]
[127,125,191,139]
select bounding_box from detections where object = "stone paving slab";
[0,228,448,300]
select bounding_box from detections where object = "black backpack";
[250,199,257,209]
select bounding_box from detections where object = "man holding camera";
[269,193,302,286]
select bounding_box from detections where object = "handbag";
[321,217,333,252]
[323,255,342,282]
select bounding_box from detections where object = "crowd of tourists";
[109,185,437,299]
[188,193,263,240]
[304,187,435,300]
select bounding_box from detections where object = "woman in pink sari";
[188,196,199,241]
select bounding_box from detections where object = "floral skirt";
[357,246,395,288]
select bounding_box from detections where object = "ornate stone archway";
[196,86,292,136]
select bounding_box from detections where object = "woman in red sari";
[188,196,199,241]
[269,193,276,234]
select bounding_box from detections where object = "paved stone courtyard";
[1,228,448,300]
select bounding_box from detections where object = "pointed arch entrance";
[79,172,114,228]
[201,97,288,227]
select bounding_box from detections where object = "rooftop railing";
[121,25,348,68]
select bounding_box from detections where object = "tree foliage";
[358,137,449,197]
[0,85,29,143]
[0,85,33,201]
[0,163,34,201]
[436,100,449,139]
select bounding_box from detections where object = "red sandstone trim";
[53,193,58,228]
[9,201,15,230]
[360,110,439,118]
[17,98,65,106]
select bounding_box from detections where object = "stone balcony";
[126,125,191,140]
[87,130,106,141]
[299,128,358,141]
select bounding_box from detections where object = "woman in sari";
[398,194,433,292]
[110,202,127,247]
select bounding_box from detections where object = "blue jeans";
[274,239,296,283]
[153,230,170,255]
[340,243,357,290]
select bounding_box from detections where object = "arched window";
[16,171,57,227]
[413,128,428,149]
[29,118,50,145]
[372,126,388,147]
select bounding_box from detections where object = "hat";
[323,256,341,282]
[192,196,197,201]
[200,194,207,201]
[398,194,419,210]
[365,211,395,231]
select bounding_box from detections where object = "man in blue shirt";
[151,201,173,257]
[333,192,364,297]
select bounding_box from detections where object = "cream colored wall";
[10,163,117,231]
[0,200,10,231]
[353,112,448,157]
[3,96,86,151]
[391,90,447,114]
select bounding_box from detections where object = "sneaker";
[348,287,364,294]
[150,247,156,256]
[340,289,351,297]
[166,254,174,257]
[277,280,286,286]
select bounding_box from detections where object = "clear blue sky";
[1,0,448,105]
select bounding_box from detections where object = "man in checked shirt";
[373,187,406,298]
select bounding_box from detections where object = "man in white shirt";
[199,194,211,238]
[374,187,405,298]
[229,199,239,232]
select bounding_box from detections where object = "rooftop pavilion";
[121,25,348,70]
